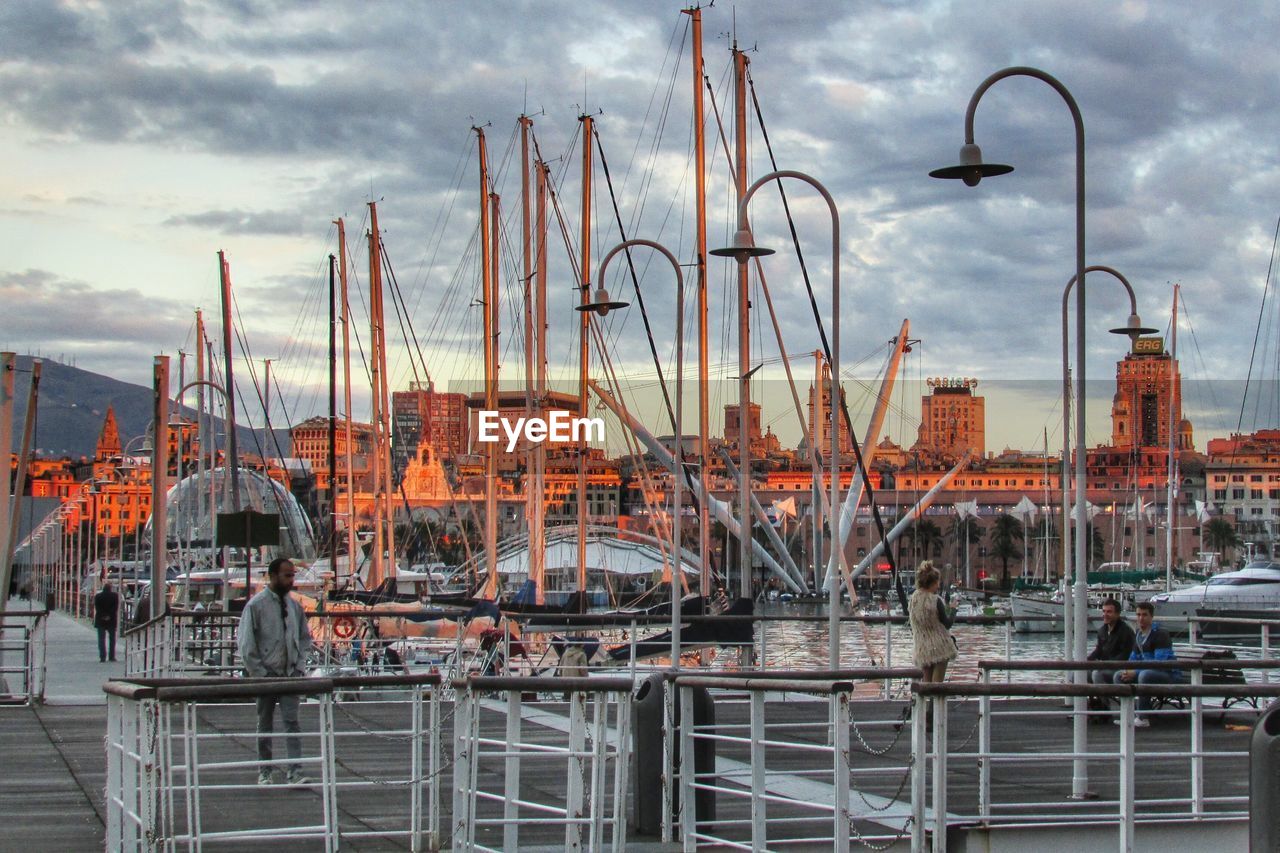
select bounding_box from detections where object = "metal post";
[750,690,766,846]
[910,693,927,853]
[1118,695,1135,852]
[833,691,851,853]
[590,690,609,851]
[1190,668,1204,817]
[931,695,948,853]
[504,690,522,851]
[662,676,675,843]
[680,684,697,852]
[567,689,587,851]
[979,670,991,819]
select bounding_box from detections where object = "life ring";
[332,616,357,640]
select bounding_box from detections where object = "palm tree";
[948,516,984,585]
[1204,517,1239,563]
[988,514,1024,590]
[906,518,945,565]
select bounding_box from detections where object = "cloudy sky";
[3,0,1279,454]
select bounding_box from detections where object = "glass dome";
[152,466,316,562]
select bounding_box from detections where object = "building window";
[1233,489,1245,500]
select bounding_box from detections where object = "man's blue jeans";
[1114,668,1180,713]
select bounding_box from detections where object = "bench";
[1152,649,1259,717]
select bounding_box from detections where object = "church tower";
[95,406,122,461]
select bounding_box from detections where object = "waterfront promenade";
[0,604,1262,850]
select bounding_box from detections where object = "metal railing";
[668,667,922,851]
[451,674,635,852]
[104,672,442,851]
[0,609,47,704]
[911,664,1280,852]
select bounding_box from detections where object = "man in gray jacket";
[237,557,314,785]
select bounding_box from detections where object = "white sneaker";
[1114,717,1151,728]
[257,770,274,786]
[286,770,311,786]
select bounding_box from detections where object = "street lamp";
[581,238,687,666]
[1059,265,1157,649]
[931,65,1097,798]
[712,169,844,669]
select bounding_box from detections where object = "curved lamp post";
[580,238,686,666]
[931,66,1099,799]
[711,169,844,669]
[1060,267,1157,639]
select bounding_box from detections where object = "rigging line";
[379,237,432,388]
[408,133,474,297]
[1179,289,1225,436]
[1237,212,1280,440]
[748,72,901,586]
[592,128,680,442]
[1228,212,1280,479]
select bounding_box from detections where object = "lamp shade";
[929,143,1014,186]
[575,286,628,316]
[710,228,775,263]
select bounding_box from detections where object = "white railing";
[104,673,442,851]
[0,609,47,704]
[669,668,922,851]
[452,674,635,852]
[911,666,1280,853]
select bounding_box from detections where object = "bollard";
[632,674,716,835]
[1250,698,1280,851]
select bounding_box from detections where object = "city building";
[914,377,985,461]
[1205,430,1280,556]
[806,362,852,458]
[1110,336,1193,452]
[288,416,375,498]
[392,382,470,480]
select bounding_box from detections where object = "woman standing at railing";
[909,561,957,683]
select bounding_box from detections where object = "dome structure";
[150,467,316,562]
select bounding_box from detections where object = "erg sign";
[476,410,605,452]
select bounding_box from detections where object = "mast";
[1166,283,1179,590]
[532,160,549,604]
[217,252,243,608]
[733,43,751,600]
[683,3,711,601]
[328,254,338,561]
[195,312,206,556]
[577,113,594,612]
[367,202,394,586]
[520,115,544,603]
[813,351,825,589]
[475,126,499,599]
[484,190,501,599]
[335,218,357,585]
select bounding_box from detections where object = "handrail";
[913,680,1280,698]
[674,676,856,694]
[978,658,1280,671]
[663,666,923,682]
[452,674,635,692]
[103,671,443,703]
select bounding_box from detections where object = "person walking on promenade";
[92,582,120,662]
[909,561,957,683]
[237,557,314,786]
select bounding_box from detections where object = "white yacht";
[1147,559,1280,633]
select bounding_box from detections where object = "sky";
[3,0,1280,455]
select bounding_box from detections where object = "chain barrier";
[849,702,911,756]
[850,813,913,851]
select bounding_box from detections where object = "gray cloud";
[2,0,1278,452]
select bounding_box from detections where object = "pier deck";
[0,602,1260,850]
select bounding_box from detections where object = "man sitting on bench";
[1113,601,1183,728]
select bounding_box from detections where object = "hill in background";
[11,355,287,460]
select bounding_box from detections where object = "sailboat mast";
[532,160,549,604]
[367,202,393,586]
[484,190,502,599]
[475,127,498,598]
[520,116,544,603]
[217,252,242,527]
[335,218,357,585]
[328,254,338,561]
[733,44,751,600]
[577,113,594,612]
[684,3,711,600]
[1166,283,1180,590]
[194,311,206,553]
